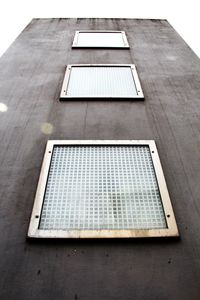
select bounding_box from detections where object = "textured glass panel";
[66,66,137,97]
[76,32,126,47]
[40,146,167,230]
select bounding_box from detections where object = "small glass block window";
[72,31,129,48]
[60,65,144,100]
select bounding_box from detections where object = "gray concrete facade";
[0,18,200,300]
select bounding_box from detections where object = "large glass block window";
[28,140,178,238]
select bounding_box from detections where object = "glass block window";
[72,31,129,48]
[28,140,179,238]
[60,65,144,100]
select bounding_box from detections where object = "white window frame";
[28,140,179,239]
[60,64,144,100]
[72,30,129,48]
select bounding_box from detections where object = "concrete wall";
[0,18,200,300]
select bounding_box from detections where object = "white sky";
[0,0,199,58]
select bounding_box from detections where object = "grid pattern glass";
[66,66,137,97]
[75,32,126,47]
[39,146,167,230]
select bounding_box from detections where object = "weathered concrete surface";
[0,18,200,300]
